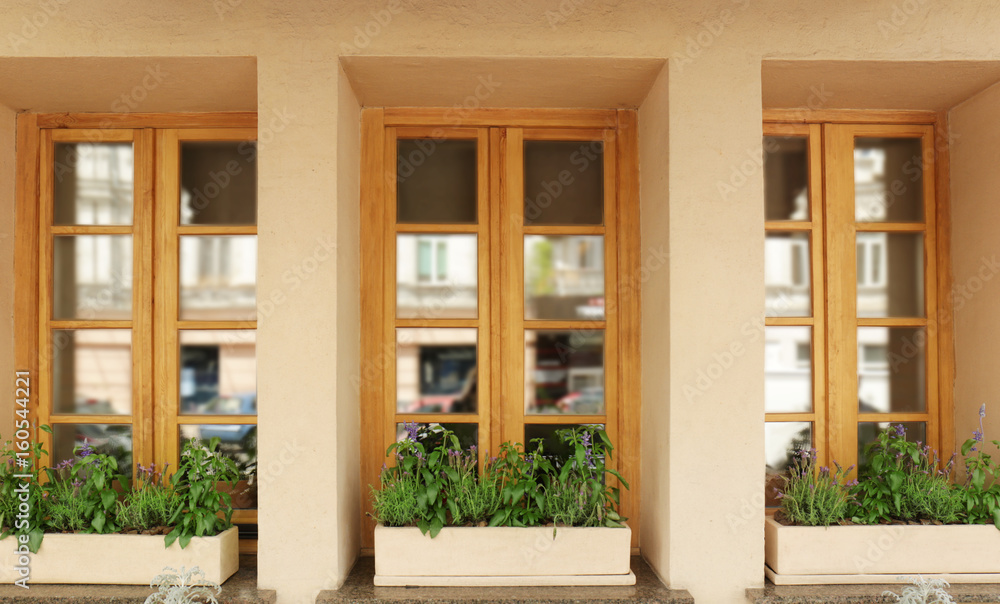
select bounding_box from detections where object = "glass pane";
[858,422,926,468]
[53,235,133,320]
[856,232,923,318]
[524,235,604,320]
[523,140,604,225]
[180,330,257,415]
[54,143,134,225]
[396,234,477,319]
[180,142,257,226]
[854,137,924,223]
[525,330,605,415]
[396,328,477,414]
[179,235,257,321]
[525,423,605,461]
[764,421,812,507]
[180,425,257,509]
[395,423,478,451]
[765,232,811,317]
[52,329,131,415]
[763,136,809,221]
[397,139,477,224]
[52,423,132,475]
[765,326,812,413]
[857,327,926,413]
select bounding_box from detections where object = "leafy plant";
[445,446,501,525]
[0,425,50,552]
[776,449,853,526]
[489,439,554,527]
[957,404,1000,529]
[144,565,221,604]
[44,440,126,535]
[118,462,175,531]
[546,426,628,528]
[369,463,421,527]
[166,438,239,549]
[882,576,955,604]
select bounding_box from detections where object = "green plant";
[0,425,49,552]
[957,405,1000,529]
[118,462,175,531]
[44,440,126,535]
[445,446,501,525]
[369,463,421,527]
[776,449,853,526]
[546,426,628,528]
[488,439,555,527]
[166,438,239,549]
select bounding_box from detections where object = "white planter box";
[374,524,634,586]
[0,527,239,585]
[765,517,1000,585]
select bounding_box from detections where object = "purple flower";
[54,458,74,471]
[973,430,984,443]
[71,480,83,488]
[470,445,477,453]
[77,440,95,458]
[581,432,592,448]
[893,424,906,438]
[404,422,419,442]
[847,479,859,487]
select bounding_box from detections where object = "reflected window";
[180,331,257,415]
[525,235,605,320]
[525,331,605,415]
[54,143,134,226]
[395,329,477,414]
[397,234,477,319]
[179,236,258,321]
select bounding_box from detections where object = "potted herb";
[766,406,1000,585]
[371,424,633,586]
[0,434,240,585]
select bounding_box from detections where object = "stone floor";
[0,555,274,604]
[747,580,1000,603]
[317,556,694,603]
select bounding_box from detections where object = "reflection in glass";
[856,232,923,318]
[180,330,257,415]
[54,143,134,226]
[179,236,257,321]
[763,137,809,221]
[523,140,604,225]
[854,138,924,223]
[858,422,926,468]
[52,423,132,475]
[180,142,257,225]
[764,422,812,507]
[524,235,604,320]
[765,326,812,413]
[53,235,133,320]
[397,139,477,224]
[52,330,131,415]
[525,331,604,415]
[857,327,925,413]
[396,234,477,319]
[180,425,257,509]
[525,424,605,462]
[396,328,477,414]
[395,423,478,451]
[765,232,811,317]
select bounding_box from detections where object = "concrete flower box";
[765,517,1000,585]
[374,524,634,586]
[0,526,239,585]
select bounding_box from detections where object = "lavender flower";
[404,422,419,442]
[54,458,74,471]
[893,424,906,438]
[77,439,95,458]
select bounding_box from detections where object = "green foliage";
[117,463,175,531]
[166,438,239,549]
[0,425,49,552]
[368,424,630,536]
[956,405,1000,529]
[43,438,125,535]
[777,449,853,526]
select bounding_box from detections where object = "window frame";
[15,112,259,547]
[359,108,641,551]
[763,113,955,478]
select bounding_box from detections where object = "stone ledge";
[319,556,693,603]
[747,580,1000,603]
[0,555,274,604]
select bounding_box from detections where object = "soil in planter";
[50,525,173,535]
[772,509,951,527]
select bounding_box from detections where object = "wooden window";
[16,113,259,547]
[360,109,641,549]
[764,116,953,501]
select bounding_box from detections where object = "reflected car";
[556,387,604,415]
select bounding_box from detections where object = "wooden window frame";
[15,112,259,549]
[764,109,955,476]
[359,108,641,550]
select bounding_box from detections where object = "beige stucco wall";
[949,81,1000,458]
[0,103,14,445]
[0,1,999,603]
